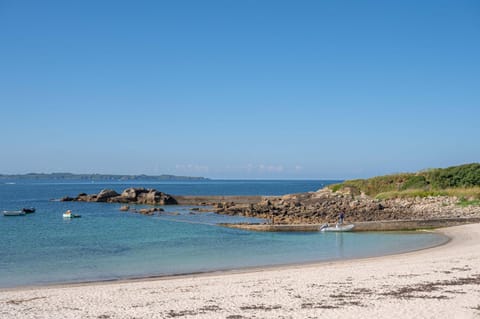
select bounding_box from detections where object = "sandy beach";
[1,224,480,319]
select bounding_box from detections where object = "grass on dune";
[457,196,480,207]
[374,187,480,200]
[329,163,480,201]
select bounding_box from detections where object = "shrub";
[332,163,480,198]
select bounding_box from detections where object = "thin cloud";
[244,164,285,174]
[175,164,210,174]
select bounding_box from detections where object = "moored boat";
[320,223,355,232]
[3,210,26,216]
[22,207,36,214]
[63,210,81,218]
[63,214,81,218]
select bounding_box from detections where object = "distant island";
[0,173,209,181]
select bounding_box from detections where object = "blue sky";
[1,0,479,179]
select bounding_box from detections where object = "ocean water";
[0,180,447,288]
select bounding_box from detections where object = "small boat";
[22,207,36,214]
[3,210,26,216]
[320,223,355,232]
[63,214,81,218]
[63,210,81,218]
[63,213,81,218]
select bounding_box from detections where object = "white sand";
[1,224,480,319]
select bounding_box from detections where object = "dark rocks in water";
[96,189,120,202]
[138,208,154,215]
[136,207,165,215]
[121,188,141,200]
[61,188,177,205]
[117,187,177,205]
[139,189,176,205]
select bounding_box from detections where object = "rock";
[135,189,177,205]
[76,193,92,201]
[143,190,158,203]
[121,188,149,200]
[138,208,154,215]
[119,205,130,211]
[96,189,120,202]
[63,188,177,206]
[121,188,138,200]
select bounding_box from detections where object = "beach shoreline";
[0,229,450,293]
[2,223,479,318]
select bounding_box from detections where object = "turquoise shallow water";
[0,180,447,288]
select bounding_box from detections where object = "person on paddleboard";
[338,211,345,225]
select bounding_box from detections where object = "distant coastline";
[0,173,209,181]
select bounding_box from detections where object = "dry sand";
[1,224,480,319]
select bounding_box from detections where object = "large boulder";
[121,187,144,200]
[137,189,177,205]
[158,193,177,205]
[96,189,120,202]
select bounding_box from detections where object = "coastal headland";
[60,186,480,231]
[61,164,480,231]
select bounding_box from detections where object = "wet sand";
[1,223,479,318]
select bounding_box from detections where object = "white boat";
[63,211,81,218]
[320,223,355,232]
[3,210,26,216]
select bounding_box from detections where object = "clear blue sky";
[1,0,479,179]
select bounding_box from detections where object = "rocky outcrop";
[62,188,178,205]
[119,188,177,205]
[135,207,165,215]
[96,189,120,202]
[213,188,480,224]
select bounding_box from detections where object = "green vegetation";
[457,197,480,207]
[329,163,480,200]
[375,187,480,200]
[330,184,343,192]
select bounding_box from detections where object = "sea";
[0,179,447,288]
